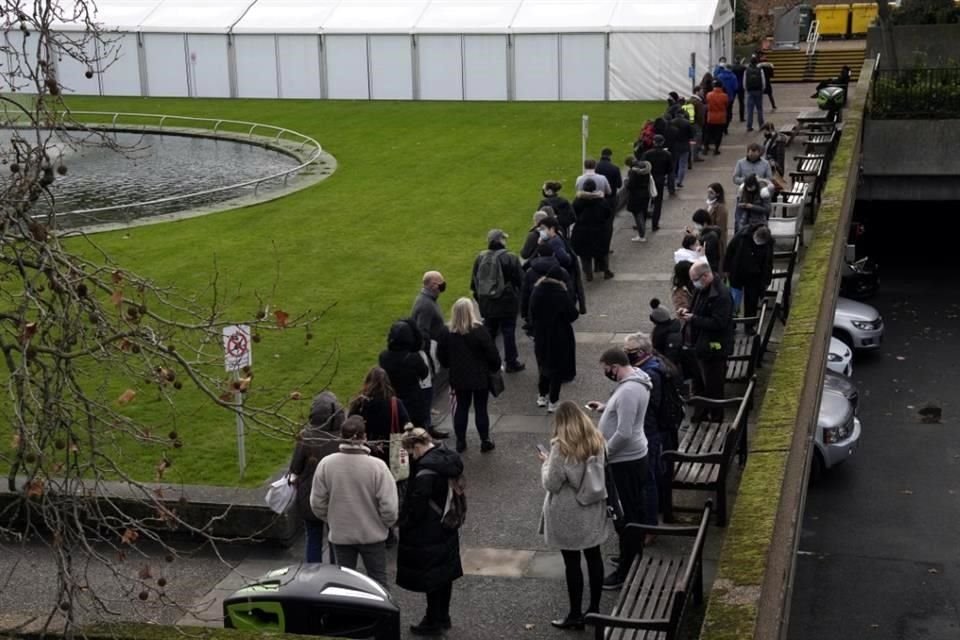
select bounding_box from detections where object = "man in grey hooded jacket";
[587,347,651,590]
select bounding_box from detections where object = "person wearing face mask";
[521,242,574,327]
[412,270,448,428]
[705,182,729,249]
[735,175,772,234]
[397,427,464,636]
[674,233,702,264]
[539,181,576,235]
[585,348,651,590]
[723,224,774,333]
[690,209,724,274]
[521,210,551,262]
[760,122,786,172]
[679,262,733,421]
[670,261,696,317]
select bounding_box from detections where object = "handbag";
[265,474,296,514]
[575,455,608,506]
[604,464,625,527]
[388,397,410,482]
[488,369,505,398]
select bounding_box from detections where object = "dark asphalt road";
[789,272,960,639]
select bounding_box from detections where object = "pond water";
[0,129,303,228]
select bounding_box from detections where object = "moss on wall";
[699,62,875,639]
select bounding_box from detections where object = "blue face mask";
[539,229,548,241]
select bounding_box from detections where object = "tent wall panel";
[368,35,413,99]
[514,34,559,100]
[278,35,321,98]
[186,34,231,97]
[609,31,708,100]
[235,35,278,98]
[463,35,507,100]
[56,36,101,96]
[559,34,604,100]
[99,33,143,96]
[325,35,369,99]
[144,33,189,96]
[417,35,463,100]
[3,32,38,93]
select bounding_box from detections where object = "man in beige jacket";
[310,415,399,587]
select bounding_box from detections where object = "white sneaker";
[547,402,559,413]
[536,395,548,408]
[631,235,647,243]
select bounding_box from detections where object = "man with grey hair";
[412,270,446,346]
[311,415,398,588]
[679,262,733,420]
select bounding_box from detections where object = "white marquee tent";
[45,0,733,101]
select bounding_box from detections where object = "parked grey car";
[823,370,859,414]
[813,386,861,479]
[834,297,884,350]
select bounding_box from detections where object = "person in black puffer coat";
[379,319,429,429]
[572,179,613,281]
[539,181,576,235]
[397,428,464,636]
[529,265,579,409]
[288,392,344,564]
[624,158,654,241]
[649,299,684,369]
[521,242,573,326]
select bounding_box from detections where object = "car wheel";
[809,450,825,483]
[832,329,853,350]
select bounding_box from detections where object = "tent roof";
[48,0,734,34]
[232,0,338,33]
[414,0,521,34]
[138,0,256,32]
[509,0,616,33]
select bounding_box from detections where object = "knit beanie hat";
[649,298,672,325]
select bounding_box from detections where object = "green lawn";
[55,96,661,486]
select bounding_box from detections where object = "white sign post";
[222,324,252,476]
[581,114,589,169]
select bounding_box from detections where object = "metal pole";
[233,370,246,477]
[581,114,588,170]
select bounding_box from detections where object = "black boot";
[551,614,586,630]
[410,617,444,636]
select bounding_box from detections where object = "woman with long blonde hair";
[436,297,501,454]
[538,401,609,630]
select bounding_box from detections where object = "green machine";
[223,565,400,639]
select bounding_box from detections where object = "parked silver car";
[812,386,861,479]
[823,370,859,414]
[834,297,884,350]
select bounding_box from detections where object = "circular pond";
[0,128,307,228]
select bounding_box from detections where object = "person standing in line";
[596,148,623,209]
[735,175,772,233]
[538,402,609,630]
[574,158,612,196]
[397,427,464,636]
[687,93,706,163]
[348,366,411,465]
[572,179,615,281]
[411,270,447,430]
[624,158,656,243]
[674,233,702,264]
[705,182,730,249]
[705,81,729,155]
[641,135,674,231]
[471,229,525,373]
[759,58,776,111]
[520,210,551,262]
[529,265,579,412]
[691,209,725,274]
[679,262,734,421]
[585,348,651,590]
[744,56,766,132]
[521,242,573,329]
[730,57,747,122]
[436,297,502,454]
[671,260,696,317]
[732,143,773,186]
[310,415,398,588]
[289,391,344,564]
[539,181,576,235]
[671,111,694,189]
[379,320,434,433]
[714,63,739,135]
[724,224,774,333]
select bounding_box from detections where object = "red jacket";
[706,89,729,125]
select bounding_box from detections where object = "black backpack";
[420,469,467,530]
[745,66,763,92]
[655,361,686,433]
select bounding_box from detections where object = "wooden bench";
[759,298,779,364]
[725,304,766,386]
[662,381,755,527]
[765,236,800,321]
[585,503,712,640]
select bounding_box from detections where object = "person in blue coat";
[713,65,739,135]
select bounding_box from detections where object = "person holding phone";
[538,401,609,630]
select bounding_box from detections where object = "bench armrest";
[794,154,825,160]
[584,613,672,631]
[625,522,700,537]
[685,395,744,408]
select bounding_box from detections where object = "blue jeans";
[304,520,332,564]
[642,432,663,526]
[730,287,743,313]
[483,316,519,366]
[675,151,690,186]
[747,90,765,129]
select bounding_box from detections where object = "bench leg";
[663,475,675,524]
[694,559,705,606]
[716,481,728,527]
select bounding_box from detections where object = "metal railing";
[40,111,324,219]
[870,68,960,118]
[806,19,821,56]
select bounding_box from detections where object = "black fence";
[870,68,960,119]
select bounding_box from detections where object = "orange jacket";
[706,89,729,125]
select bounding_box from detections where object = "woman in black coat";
[529,267,579,410]
[436,297,501,454]
[571,179,613,281]
[539,181,575,235]
[379,319,429,428]
[397,428,465,635]
[288,391,343,563]
[348,366,410,464]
